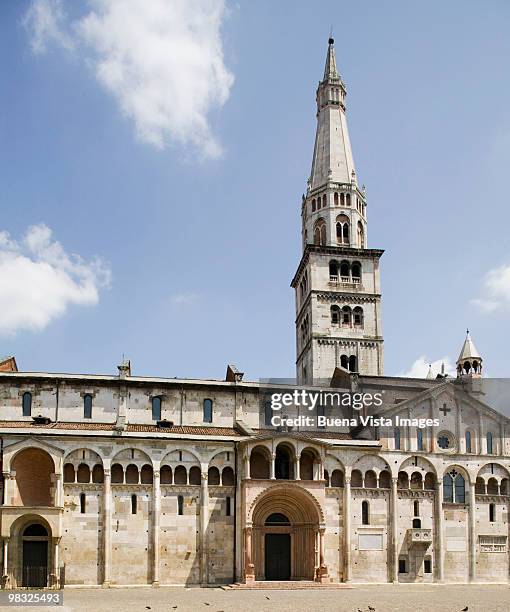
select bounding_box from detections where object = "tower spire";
[323,36,339,80]
[456,329,483,377]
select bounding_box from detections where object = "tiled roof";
[0,421,243,436]
[255,428,353,440]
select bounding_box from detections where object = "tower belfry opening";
[292,37,384,384]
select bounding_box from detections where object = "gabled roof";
[0,356,17,372]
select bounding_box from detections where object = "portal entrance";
[22,524,49,588]
[264,533,291,580]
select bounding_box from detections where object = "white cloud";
[169,292,200,305]
[399,356,456,379]
[22,0,74,54]
[0,224,111,335]
[23,0,234,158]
[471,263,510,314]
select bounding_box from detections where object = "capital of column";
[344,476,351,486]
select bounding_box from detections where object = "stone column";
[391,477,398,582]
[200,470,209,585]
[2,472,11,505]
[270,453,276,480]
[152,469,161,586]
[52,539,60,587]
[315,527,329,583]
[244,452,250,479]
[54,473,63,507]
[244,527,255,582]
[344,476,352,582]
[294,458,300,480]
[2,538,8,578]
[468,480,476,581]
[435,479,444,582]
[102,468,111,587]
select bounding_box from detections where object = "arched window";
[411,472,423,490]
[323,194,327,207]
[443,472,453,502]
[414,500,420,517]
[111,463,123,483]
[79,493,86,514]
[346,193,351,206]
[177,495,184,516]
[394,428,401,450]
[126,464,139,484]
[265,513,291,526]
[489,503,495,522]
[324,470,330,487]
[161,465,172,484]
[341,306,352,326]
[140,464,153,484]
[443,470,465,504]
[340,354,348,370]
[77,464,90,483]
[203,398,213,423]
[336,214,350,245]
[417,429,424,451]
[22,392,32,417]
[222,466,235,486]
[351,470,362,487]
[329,260,339,280]
[334,192,338,205]
[379,470,391,489]
[348,355,357,372]
[64,463,75,483]
[362,500,369,525]
[365,470,377,488]
[208,466,220,485]
[314,219,326,246]
[226,496,231,516]
[331,469,344,487]
[340,260,350,279]
[92,464,104,483]
[351,261,362,282]
[174,465,187,484]
[84,394,93,419]
[397,471,409,489]
[331,305,340,325]
[357,221,365,248]
[312,199,316,212]
[131,494,137,515]
[275,445,294,480]
[189,466,201,485]
[340,193,345,206]
[465,430,472,453]
[353,306,363,327]
[486,432,493,454]
[152,396,162,421]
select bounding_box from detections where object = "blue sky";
[1,0,510,380]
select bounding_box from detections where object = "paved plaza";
[0,584,509,612]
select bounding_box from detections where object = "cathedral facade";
[0,39,509,588]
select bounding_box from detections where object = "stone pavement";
[0,584,509,612]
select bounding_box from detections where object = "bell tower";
[291,38,384,384]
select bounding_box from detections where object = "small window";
[362,500,369,525]
[417,429,423,451]
[489,503,495,523]
[398,559,407,574]
[22,392,32,417]
[412,518,421,528]
[80,493,86,514]
[465,430,472,453]
[226,496,231,517]
[394,428,401,450]
[264,400,273,426]
[424,558,432,574]
[83,394,93,419]
[487,432,493,454]
[131,494,137,515]
[414,500,419,517]
[203,399,213,423]
[178,495,184,516]
[152,396,162,421]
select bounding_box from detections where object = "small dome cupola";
[456,329,483,378]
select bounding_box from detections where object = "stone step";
[226,581,352,590]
